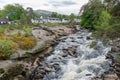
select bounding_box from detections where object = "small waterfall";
[37,29,112,80]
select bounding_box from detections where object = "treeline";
[80,0,120,39]
[0,4,35,25]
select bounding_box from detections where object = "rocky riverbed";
[29,28,119,80]
[0,26,75,80]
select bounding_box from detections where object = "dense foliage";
[0,4,35,25]
[80,0,120,39]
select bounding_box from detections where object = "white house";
[31,17,80,24]
[31,18,43,23]
[74,19,81,22]
[62,18,70,23]
[48,18,61,23]
[0,18,9,25]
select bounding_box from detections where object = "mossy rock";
[0,68,5,74]
[89,41,97,48]
[110,53,120,63]
[102,39,109,46]
[0,64,23,80]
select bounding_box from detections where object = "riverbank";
[0,26,76,80]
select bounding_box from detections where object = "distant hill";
[34,9,52,17]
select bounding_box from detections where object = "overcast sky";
[0,0,88,15]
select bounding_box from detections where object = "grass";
[0,26,8,34]
[0,39,18,59]
[43,22,69,27]
[22,27,33,36]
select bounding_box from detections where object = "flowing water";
[36,29,112,80]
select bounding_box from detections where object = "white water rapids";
[39,29,112,80]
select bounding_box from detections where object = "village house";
[31,17,70,23]
[31,18,43,23]
[0,18,9,25]
[62,18,70,23]
[31,17,80,24]
[47,18,61,23]
[0,18,15,25]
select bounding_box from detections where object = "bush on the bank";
[0,26,7,34]
[0,39,18,59]
[32,23,40,26]
[22,27,33,36]
[12,35,36,50]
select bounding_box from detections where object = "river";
[32,29,112,80]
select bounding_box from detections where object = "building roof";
[0,18,9,22]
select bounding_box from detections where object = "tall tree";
[80,0,105,29]
[1,4,25,21]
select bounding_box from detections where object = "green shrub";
[22,27,32,36]
[0,40,18,59]
[32,23,40,26]
[0,26,8,34]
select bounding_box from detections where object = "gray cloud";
[48,0,77,7]
[43,3,49,6]
[62,1,77,5]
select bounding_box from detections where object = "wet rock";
[86,36,92,40]
[39,69,46,74]
[62,49,68,57]
[86,74,92,76]
[53,63,61,71]
[39,55,45,60]
[66,47,77,57]
[13,75,25,80]
[0,64,24,80]
[77,36,83,39]
[32,58,41,67]
[111,47,120,52]
[44,67,51,72]
[34,73,44,79]
[106,52,120,79]
[93,74,118,80]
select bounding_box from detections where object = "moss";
[0,64,23,80]
[102,39,109,46]
[0,68,5,74]
[116,54,120,59]
[89,41,97,48]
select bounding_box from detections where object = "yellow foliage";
[0,34,37,59]
[0,36,11,40]
[12,35,36,50]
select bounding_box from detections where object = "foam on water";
[42,29,111,80]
